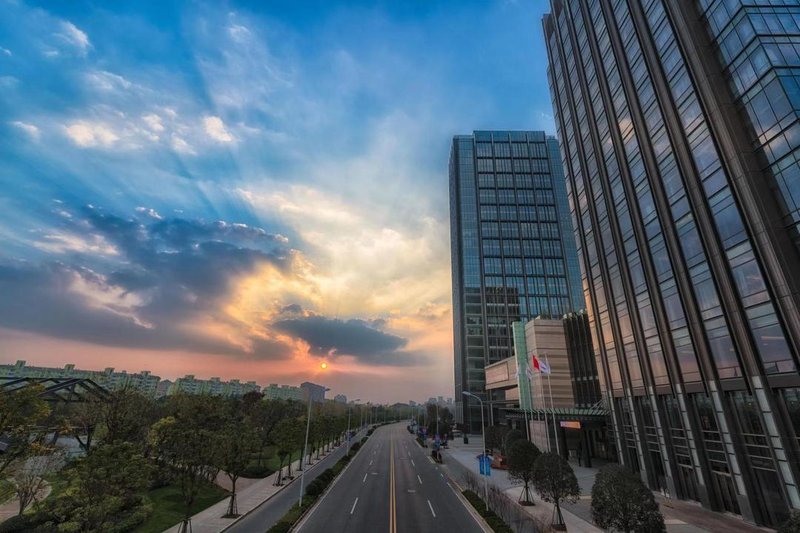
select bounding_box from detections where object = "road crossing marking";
[369,460,373,466]
[363,473,368,483]
[350,497,359,515]
[427,499,436,518]
[410,459,415,467]
[417,474,422,485]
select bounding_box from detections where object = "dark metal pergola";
[0,376,110,403]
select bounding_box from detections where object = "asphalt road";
[296,423,485,533]
[227,430,364,533]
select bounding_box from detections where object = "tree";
[506,440,540,505]
[217,421,258,517]
[272,418,303,485]
[484,425,509,454]
[531,452,580,530]
[0,386,50,478]
[591,464,665,533]
[249,399,287,468]
[44,442,152,532]
[64,400,102,453]
[10,443,63,515]
[502,429,525,455]
[151,395,226,533]
[102,388,156,446]
[779,510,800,533]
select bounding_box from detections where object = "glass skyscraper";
[544,0,800,527]
[450,130,584,434]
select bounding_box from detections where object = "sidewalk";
[444,436,769,533]
[443,438,599,532]
[164,436,354,533]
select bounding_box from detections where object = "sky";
[0,0,555,403]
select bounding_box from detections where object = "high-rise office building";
[450,130,584,433]
[544,1,800,526]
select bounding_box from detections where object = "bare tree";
[11,444,64,515]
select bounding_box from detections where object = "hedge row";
[462,490,514,533]
[267,433,368,533]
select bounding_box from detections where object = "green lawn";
[134,481,229,533]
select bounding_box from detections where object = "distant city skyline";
[0,1,555,403]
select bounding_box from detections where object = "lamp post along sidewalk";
[462,391,488,510]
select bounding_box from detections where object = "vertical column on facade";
[549,0,652,477]
[598,0,738,509]
[544,7,626,467]
[662,0,800,511]
[631,0,800,516]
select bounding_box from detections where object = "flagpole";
[527,358,536,446]
[535,355,550,452]
[545,354,559,457]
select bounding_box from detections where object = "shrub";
[268,519,294,533]
[779,510,800,533]
[591,464,665,533]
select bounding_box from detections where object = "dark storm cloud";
[0,206,296,360]
[272,315,416,366]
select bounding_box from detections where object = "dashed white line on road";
[417,474,422,485]
[350,497,359,515]
[411,459,415,467]
[363,473,368,483]
[369,460,373,466]
[427,499,436,518]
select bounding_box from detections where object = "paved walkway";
[165,434,358,533]
[444,436,769,533]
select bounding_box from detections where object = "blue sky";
[0,0,554,402]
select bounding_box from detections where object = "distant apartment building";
[334,394,348,404]
[262,383,304,402]
[155,379,172,399]
[0,360,160,396]
[300,381,327,403]
[169,375,260,397]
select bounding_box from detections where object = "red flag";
[531,354,540,372]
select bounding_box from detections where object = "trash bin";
[463,435,469,444]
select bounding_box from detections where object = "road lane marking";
[427,499,436,518]
[417,474,422,485]
[363,473,368,483]
[350,497,359,515]
[411,459,415,467]
[369,460,373,466]
[389,439,397,533]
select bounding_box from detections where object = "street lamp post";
[299,386,330,507]
[462,391,488,510]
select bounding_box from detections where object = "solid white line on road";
[363,473,368,483]
[427,499,436,518]
[350,497,359,515]
[411,459,415,467]
[417,474,422,485]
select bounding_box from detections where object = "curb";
[291,433,371,532]
[218,437,348,532]
[439,464,495,533]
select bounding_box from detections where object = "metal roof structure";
[0,376,110,403]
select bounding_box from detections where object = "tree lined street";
[295,423,486,533]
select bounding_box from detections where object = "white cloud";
[203,116,234,143]
[135,206,163,220]
[10,121,39,139]
[85,70,132,91]
[57,21,91,55]
[33,232,119,256]
[142,114,164,132]
[64,121,119,147]
[171,134,195,154]
[0,47,11,56]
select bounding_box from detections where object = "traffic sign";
[478,454,491,476]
